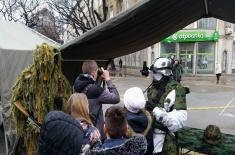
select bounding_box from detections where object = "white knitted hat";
[123,87,146,113]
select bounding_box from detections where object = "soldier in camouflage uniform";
[11,44,71,155]
[146,58,187,155]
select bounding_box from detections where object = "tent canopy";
[0,21,59,134]
[0,21,59,50]
[61,0,235,60]
[0,21,59,98]
[0,21,60,99]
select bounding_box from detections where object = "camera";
[97,67,104,76]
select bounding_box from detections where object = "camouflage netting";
[11,43,71,155]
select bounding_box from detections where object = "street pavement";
[104,75,235,135]
[1,75,235,154]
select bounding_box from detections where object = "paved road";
[104,76,235,134]
[1,76,235,154]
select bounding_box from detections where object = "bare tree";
[0,0,19,22]
[35,8,63,43]
[0,0,63,42]
[17,0,41,28]
[48,0,108,36]
[0,0,41,28]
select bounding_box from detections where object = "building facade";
[158,19,235,75]
[108,1,235,75]
[64,0,235,75]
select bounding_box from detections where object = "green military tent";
[0,21,59,153]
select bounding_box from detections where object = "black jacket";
[73,74,120,139]
[39,111,84,155]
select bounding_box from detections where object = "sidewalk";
[111,68,235,86]
[182,74,235,86]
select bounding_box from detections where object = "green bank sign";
[162,31,219,42]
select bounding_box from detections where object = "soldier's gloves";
[153,109,187,133]
[152,107,167,123]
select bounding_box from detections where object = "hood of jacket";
[73,74,95,92]
[73,74,104,99]
[39,111,84,155]
[127,111,149,133]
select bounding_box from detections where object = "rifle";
[10,102,41,155]
[14,102,40,129]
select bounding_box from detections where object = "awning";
[61,0,235,60]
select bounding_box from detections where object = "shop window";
[179,43,194,74]
[197,42,215,74]
[160,42,176,58]
[198,18,216,30]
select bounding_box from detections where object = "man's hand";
[101,70,110,81]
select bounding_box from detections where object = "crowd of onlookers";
[38,59,187,155]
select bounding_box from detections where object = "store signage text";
[162,31,219,42]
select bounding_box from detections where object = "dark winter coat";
[39,111,84,155]
[126,110,152,137]
[78,119,101,146]
[102,138,126,149]
[85,135,147,155]
[172,64,184,82]
[126,110,153,155]
[73,74,120,140]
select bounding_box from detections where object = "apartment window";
[198,18,216,29]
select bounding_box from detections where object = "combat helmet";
[152,58,172,76]
[203,125,222,145]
